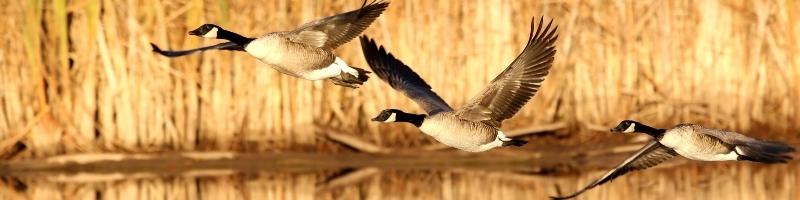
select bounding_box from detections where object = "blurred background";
[1,0,798,199]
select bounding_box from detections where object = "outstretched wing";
[453,16,558,127]
[360,36,453,115]
[150,42,243,57]
[290,0,389,50]
[687,124,795,162]
[552,141,677,200]
[688,124,784,147]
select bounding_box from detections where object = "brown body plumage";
[418,113,498,151]
[242,32,336,78]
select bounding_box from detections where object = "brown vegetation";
[1,0,798,158]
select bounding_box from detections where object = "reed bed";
[1,163,798,200]
[0,0,798,158]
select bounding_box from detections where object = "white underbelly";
[675,149,738,161]
[418,121,499,152]
[428,137,494,152]
[660,132,738,161]
[298,64,341,80]
[419,128,470,150]
[249,50,343,80]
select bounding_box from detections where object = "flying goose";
[361,17,558,152]
[552,120,795,199]
[150,0,390,88]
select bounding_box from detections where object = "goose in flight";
[151,0,390,88]
[362,17,558,152]
[552,120,795,199]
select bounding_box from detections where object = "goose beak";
[370,117,380,121]
[610,127,625,133]
[188,29,202,36]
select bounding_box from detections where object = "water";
[2,161,797,200]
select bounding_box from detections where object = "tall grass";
[0,0,798,157]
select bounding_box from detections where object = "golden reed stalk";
[0,0,797,158]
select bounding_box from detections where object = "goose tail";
[736,141,795,163]
[350,67,371,84]
[502,139,528,147]
[331,67,371,88]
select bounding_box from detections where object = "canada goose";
[361,17,558,152]
[552,120,795,199]
[150,0,390,88]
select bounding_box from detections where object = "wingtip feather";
[150,43,163,53]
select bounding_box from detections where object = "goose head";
[610,120,640,133]
[189,24,222,39]
[371,109,404,123]
[371,109,425,127]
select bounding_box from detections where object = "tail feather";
[737,141,794,163]
[350,67,371,83]
[331,67,371,88]
[502,139,528,147]
[756,141,795,153]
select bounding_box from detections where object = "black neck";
[635,123,667,138]
[395,112,425,127]
[217,29,254,46]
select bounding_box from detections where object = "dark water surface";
[1,159,797,200]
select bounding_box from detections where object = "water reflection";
[2,162,797,200]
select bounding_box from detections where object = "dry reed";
[0,0,798,158]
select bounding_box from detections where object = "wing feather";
[552,141,677,199]
[291,0,389,50]
[454,16,558,127]
[360,36,453,114]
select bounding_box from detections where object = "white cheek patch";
[202,27,219,38]
[383,113,397,123]
[623,123,636,133]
